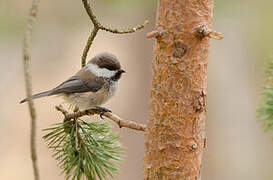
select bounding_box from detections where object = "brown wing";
[50,67,105,95]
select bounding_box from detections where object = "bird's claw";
[99,112,104,119]
[92,106,112,119]
[85,109,90,115]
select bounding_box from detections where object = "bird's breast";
[62,81,118,110]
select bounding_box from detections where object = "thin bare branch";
[82,0,100,27]
[22,0,40,179]
[56,105,146,132]
[81,0,149,67]
[81,27,99,67]
[100,20,149,34]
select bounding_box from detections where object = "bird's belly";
[62,82,117,110]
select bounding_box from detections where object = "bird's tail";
[20,90,53,104]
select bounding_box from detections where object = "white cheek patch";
[86,64,116,78]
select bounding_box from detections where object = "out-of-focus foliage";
[258,60,273,131]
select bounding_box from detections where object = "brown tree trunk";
[144,0,213,179]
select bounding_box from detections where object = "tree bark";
[144,0,213,179]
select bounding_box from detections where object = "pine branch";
[43,105,145,179]
[23,0,41,179]
[43,119,123,180]
[258,59,273,131]
[81,0,149,67]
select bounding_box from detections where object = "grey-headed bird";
[20,52,125,112]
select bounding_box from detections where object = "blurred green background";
[1,0,273,179]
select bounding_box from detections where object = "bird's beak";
[120,69,126,74]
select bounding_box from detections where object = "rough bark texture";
[144,0,213,179]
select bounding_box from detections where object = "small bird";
[20,52,125,112]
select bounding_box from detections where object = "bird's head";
[87,52,125,81]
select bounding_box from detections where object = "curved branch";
[81,0,149,67]
[82,0,100,27]
[22,0,41,179]
[56,105,146,131]
[100,20,149,34]
[81,27,99,67]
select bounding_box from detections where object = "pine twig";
[43,118,123,179]
[22,0,40,179]
[56,105,146,131]
[81,0,149,67]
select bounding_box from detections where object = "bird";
[20,52,125,113]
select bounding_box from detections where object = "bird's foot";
[73,106,79,112]
[92,106,112,119]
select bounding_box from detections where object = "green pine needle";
[257,59,273,131]
[43,119,123,180]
